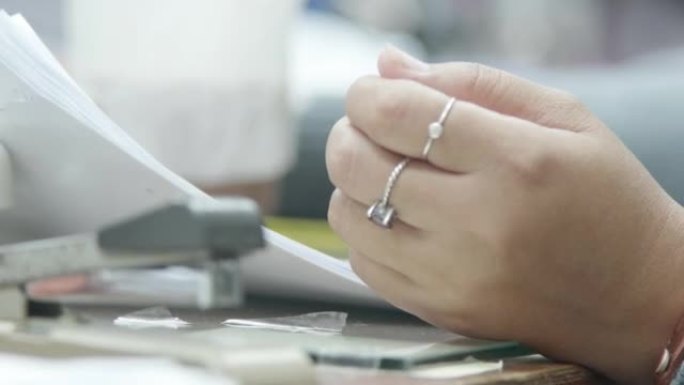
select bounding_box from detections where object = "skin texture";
[326,46,684,384]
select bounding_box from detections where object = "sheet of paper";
[246,229,383,306]
[0,353,235,385]
[0,12,384,307]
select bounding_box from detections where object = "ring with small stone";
[421,97,456,160]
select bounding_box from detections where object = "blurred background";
[1,0,683,248]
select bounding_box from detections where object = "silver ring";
[421,97,456,159]
[367,157,411,229]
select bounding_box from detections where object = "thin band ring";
[366,157,411,229]
[421,97,456,159]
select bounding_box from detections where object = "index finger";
[346,76,546,173]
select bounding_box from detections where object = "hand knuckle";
[325,122,357,189]
[326,190,346,234]
[538,90,597,131]
[555,90,583,109]
[503,145,560,187]
[346,77,372,106]
[463,63,507,102]
[374,83,410,126]
[550,91,588,121]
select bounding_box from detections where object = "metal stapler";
[0,197,264,320]
[0,145,314,385]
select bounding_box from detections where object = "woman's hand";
[326,46,684,384]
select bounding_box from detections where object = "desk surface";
[65,297,608,385]
[317,360,605,385]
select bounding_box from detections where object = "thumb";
[377,45,591,131]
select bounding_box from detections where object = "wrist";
[602,200,684,384]
[655,309,684,385]
[651,202,684,385]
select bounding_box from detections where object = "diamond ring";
[421,97,456,160]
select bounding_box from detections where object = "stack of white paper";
[0,12,383,307]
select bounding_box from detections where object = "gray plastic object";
[97,198,264,256]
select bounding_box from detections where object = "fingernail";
[385,44,429,73]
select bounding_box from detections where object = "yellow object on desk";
[265,217,348,258]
